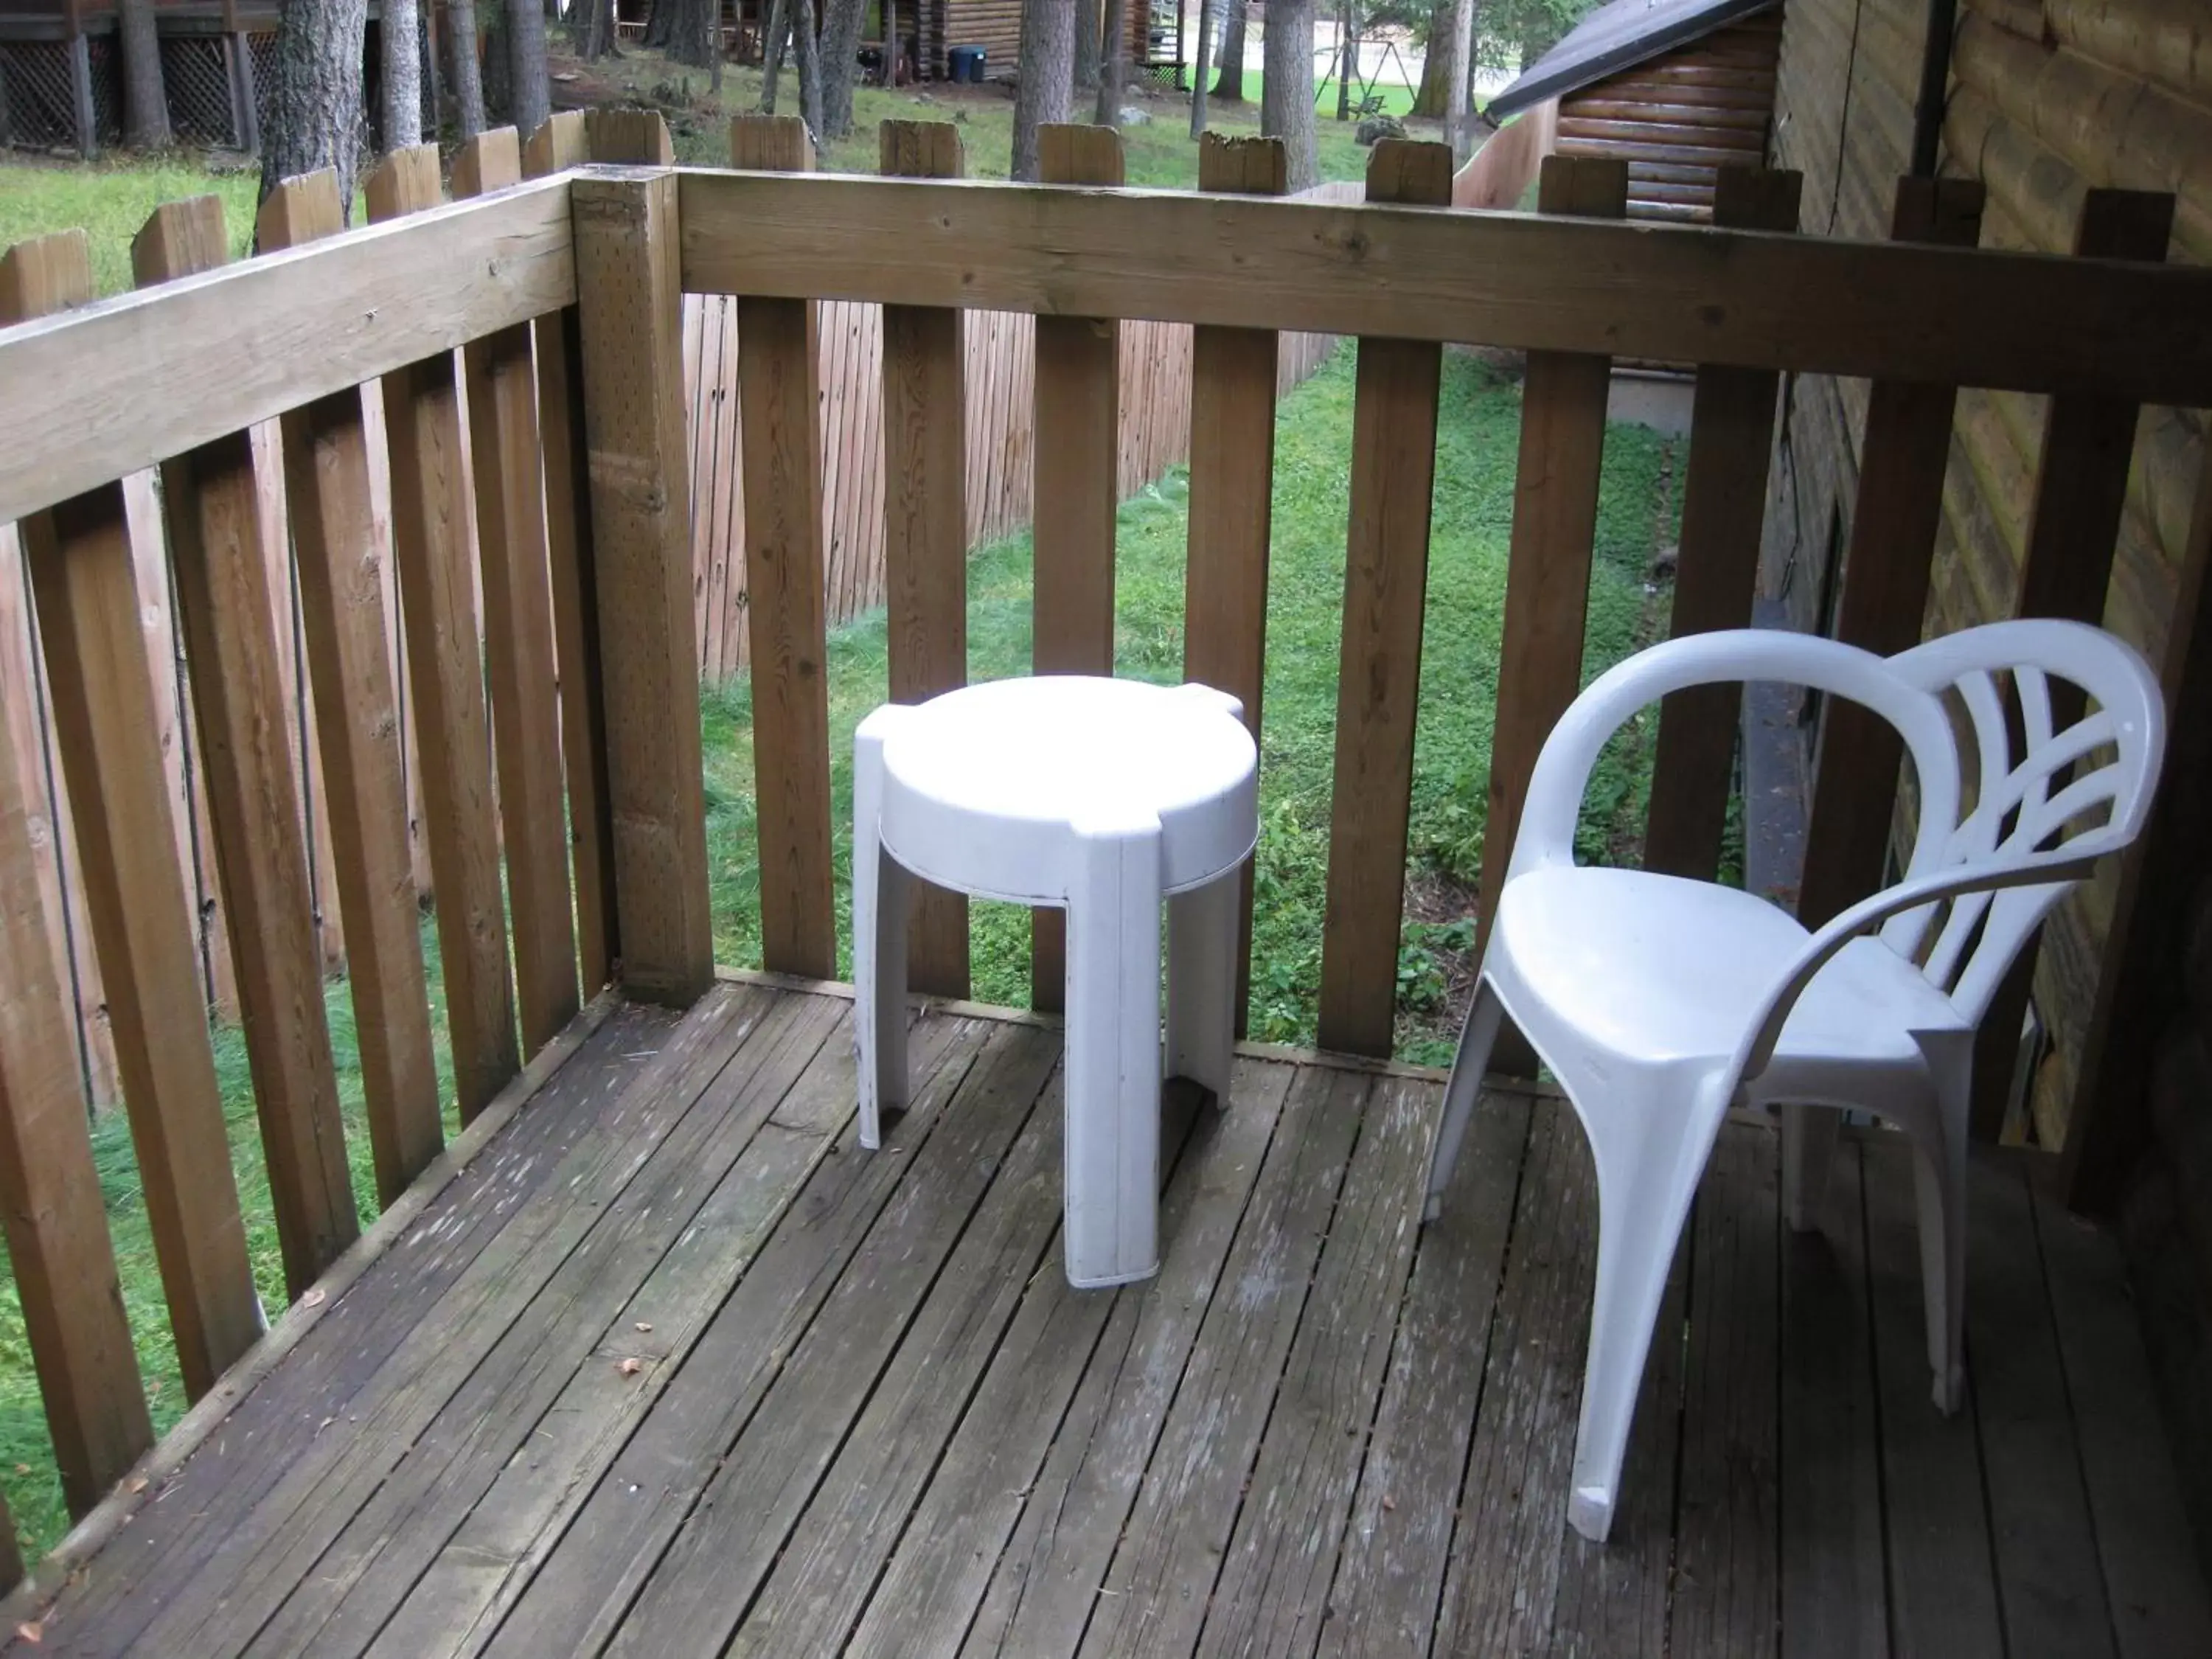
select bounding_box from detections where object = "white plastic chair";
[1422,619,2165,1544]
[854,677,1258,1290]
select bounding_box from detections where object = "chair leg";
[1912,1039,1972,1413]
[1568,1093,1717,1543]
[1781,1104,1844,1234]
[1423,978,1506,1223]
[1063,811,1165,1289]
[854,712,911,1151]
[1166,870,1239,1105]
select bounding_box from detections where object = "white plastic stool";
[854,677,1259,1288]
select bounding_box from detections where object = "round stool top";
[883,677,1254,827]
[870,677,1258,901]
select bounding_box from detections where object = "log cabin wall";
[926,0,1151,83]
[1554,12,1782,222]
[1763,0,2212,1571]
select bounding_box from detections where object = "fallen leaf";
[616,1357,643,1377]
[15,1620,41,1644]
[127,1476,149,1495]
[301,1288,327,1309]
[634,1322,653,1333]
[12,1464,26,1476]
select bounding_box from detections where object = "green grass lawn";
[571,49,1401,187]
[697,346,1678,1056]
[0,159,259,295]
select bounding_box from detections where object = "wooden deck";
[11,978,2208,1658]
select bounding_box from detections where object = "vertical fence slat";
[1796,177,1986,931]
[1185,132,1287,1040]
[4,230,262,1403]
[453,128,582,1055]
[1029,121,1126,1014]
[1315,140,1458,1059]
[257,173,447,1208]
[731,114,838,981]
[366,145,522,1135]
[133,197,364,1275]
[1643,166,1804,883]
[0,521,150,1512]
[1465,155,1630,1068]
[880,119,972,998]
[1973,187,2174,1144]
[572,168,715,1005]
[527,111,622,998]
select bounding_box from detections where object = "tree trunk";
[792,0,822,139]
[1262,0,1316,189]
[818,0,863,138]
[118,0,171,147]
[666,0,715,68]
[570,0,613,59]
[643,0,674,49]
[1189,0,1212,137]
[1214,0,1246,100]
[1408,0,1448,116]
[447,0,486,135]
[508,0,552,136]
[381,0,422,146]
[1074,0,1100,89]
[1439,0,1472,159]
[761,0,788,108]
[1094,0,1126,122]
[1010,0,1071,181]
[1335,0,1353,120]
[261,0,366,212]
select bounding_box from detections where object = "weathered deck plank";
[1317,1091,1533,1659]
[1674,1121,1782,1659]
[844,1064,1293,1659]
[1078,1068,1368,1658]
[1860,1133,2005,1659]
[10,987,2209,1659]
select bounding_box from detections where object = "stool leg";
[1064,812,1164,1289]
[1167,869,1239,1105]
[855,712,911,1150]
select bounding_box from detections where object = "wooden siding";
[1556,13,1783,223]
[1766,0,2212,1576]
[925,0,1150,81]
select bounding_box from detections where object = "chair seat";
[1494,866,1969,1076]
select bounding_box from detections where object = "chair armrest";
[1722,849,2098,1091]
[1509,630,1954,883]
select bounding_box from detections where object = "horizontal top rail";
[671,167,2212,408]
[0,175,574,526]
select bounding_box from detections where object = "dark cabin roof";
[1485,0,1782,121]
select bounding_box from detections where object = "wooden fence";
[679,184,1357,681]
[0,178,1349,1106]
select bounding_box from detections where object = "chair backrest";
[1878,619,2165,1022]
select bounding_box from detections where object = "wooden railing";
[0,108,2208,1577]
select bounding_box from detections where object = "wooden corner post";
[1315,139,1457,1059]
[1186,131,1288,1040]
[880,119,972,999]
[731,114,838,982]
[570,165,714,1006]
[1030,121,1127,1013]
[1644,167,1804,883]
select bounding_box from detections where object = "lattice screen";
[0,41,78,148]
[161,35,236,145]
